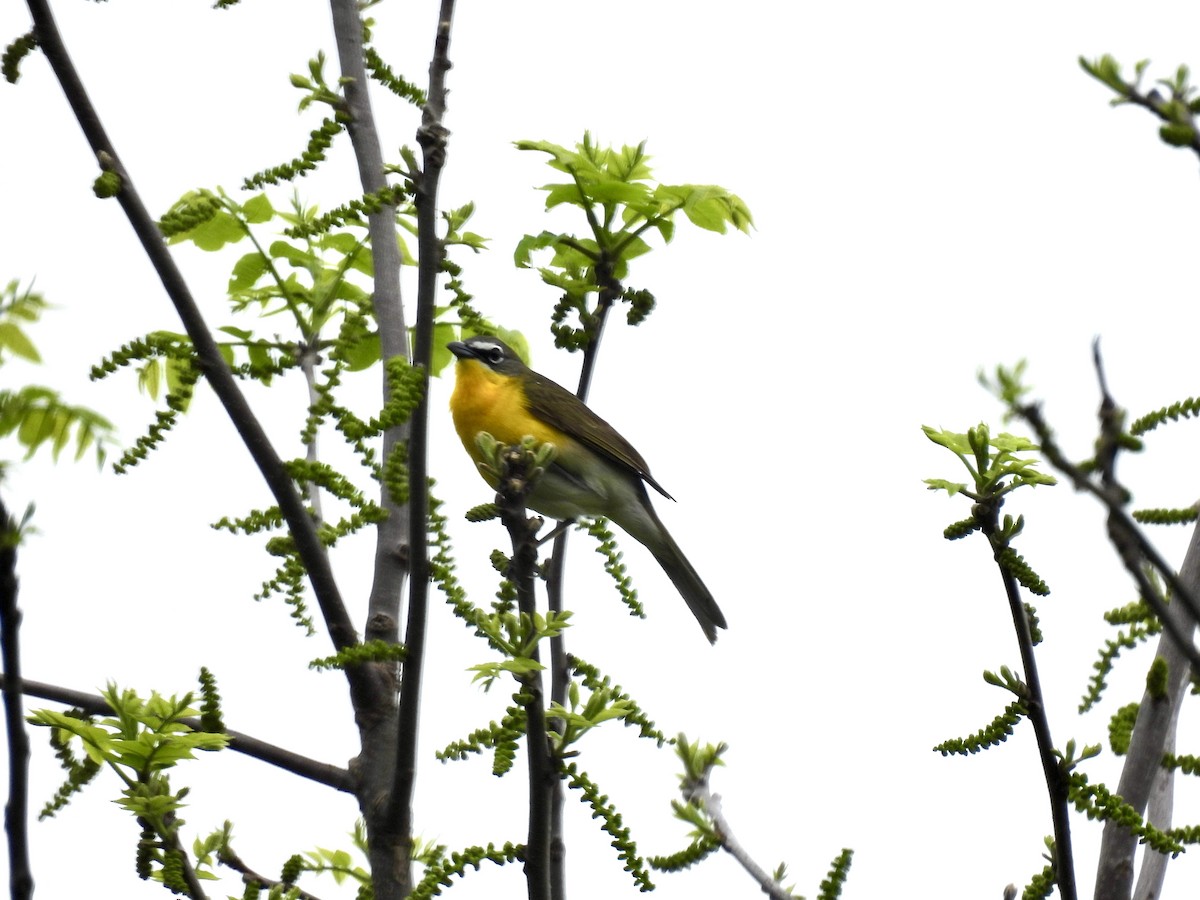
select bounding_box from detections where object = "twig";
[220,846,327,900]
[995,564,1077,900]
[1014,374,1200,671]
[543,249,623,899]
[0,496,33,900]
[0,676,352,793]
[683,776,790,900]
[23,0,372,684]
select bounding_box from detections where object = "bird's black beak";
[447,340,473,360]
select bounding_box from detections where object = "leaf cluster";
[30,681,229,889]
[514,134,751,350]
[1081,56,1200,154]
[0,280,115,466]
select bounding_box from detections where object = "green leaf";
[925,478,967,496]
[241,193,274,224]
[188,210,246,252]
[269,240,317,270]
[228,252,269,293]
[0,321,40,362]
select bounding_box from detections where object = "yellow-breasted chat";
[447,334,727,643]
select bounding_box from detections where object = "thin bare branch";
[995,564,1077,900]
[0,497,33,900]
[220,846,328,900]
[0,676,353,793]
[684,777,791,900]
[388,0,457,875]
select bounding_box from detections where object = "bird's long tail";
[643,513,727,644]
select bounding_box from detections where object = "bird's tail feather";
[647,521,727,644]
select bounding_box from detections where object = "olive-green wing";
[524,371,674,500]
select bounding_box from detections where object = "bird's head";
[447,335,528,376]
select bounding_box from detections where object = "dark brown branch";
[995,564,1077,900]
[23,2,375,703]
[0,677,352,793]
[0,497,33,900]
[543,249,623,899]
[497,446,553,900]
[387,0,457,879]
[220,846,327,900]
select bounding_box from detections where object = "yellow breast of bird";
[451,360,571,464]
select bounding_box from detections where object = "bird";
[447,334,727,643]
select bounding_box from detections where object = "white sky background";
[4,1,1200,898]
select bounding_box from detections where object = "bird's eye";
[486,347,504,364]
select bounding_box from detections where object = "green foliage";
[1131,395,1200,436]
[1164,752,1200,775]
[570,657,667,745]
[197,667,225,735]
[561,761,654,891]
[580,517,645,619]
[244,116,345,189]
[515,133,751,350]
[1080,597,1161,712]
[1082,56,1200,153]
[650,734,726,873]
[29,684,229,888]
[816,849,854,900]
[1108,703,1139,756]
[0,281,115,466]
[646,834,720,872]
[39,710,102,819]
[1133,505,1199,525]
[934,699,1027,756]
[1021,837,1057,900]
[923,423,1056,503]
[924,422,1053,602]
[2,31,37,84]
[408,841,525,900]
[309,639,407,672]
[998,548,1050,597]
[436,712,525,776]
[1068,770,1183,854]
[1147,655,1170,700]
[363,44,426,106]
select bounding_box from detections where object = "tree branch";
[220,846,328,900]
[327,0,409,649]
[995,564,1077,900]
[0,676,353,793]
[0,496,33,900]
[497,445,553,900]
[23,1,374,701]
[1094,524,1199,900]
[1006,346,1200,900]
[387,0,457,876]
[543,250,623,898]
[684,776,790,900]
